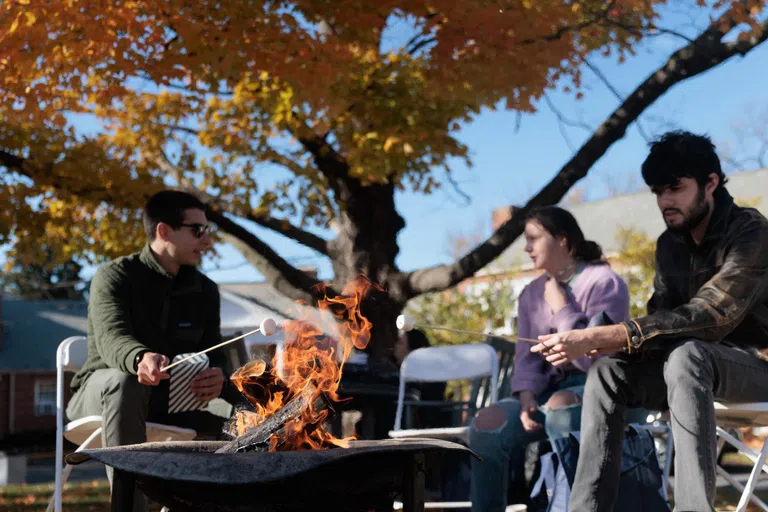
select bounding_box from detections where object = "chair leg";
[736,438,768,512]
[46,428,103,512]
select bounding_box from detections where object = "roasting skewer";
[161,317,278,372]
[395,314,539,344]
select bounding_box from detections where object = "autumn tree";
[1,1,767,363]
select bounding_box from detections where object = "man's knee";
[473,405,508,431]
[546,390,580,410]
[100,370,151,409]
[664,340,711,384]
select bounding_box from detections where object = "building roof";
[0,282,339,371]
[0,298,88,371]
[493,168,768,270]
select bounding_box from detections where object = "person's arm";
[633,220,768,345]
[554,272,630,371]
[88,264,150,375]
[510,288,549,398]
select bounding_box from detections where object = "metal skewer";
[161,318,278,372]
[396,315,540,344]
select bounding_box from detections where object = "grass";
[0,481,163,511]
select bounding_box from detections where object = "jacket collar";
[140,244,174,279]
[696,188,734,249]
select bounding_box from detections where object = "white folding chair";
[389,343,500,442]
[48,336,197,512]
[389,343,499,510]
[710,402,768,511]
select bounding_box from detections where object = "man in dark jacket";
[67,190,239,511]
[531,131,768,511]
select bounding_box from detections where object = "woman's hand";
[519,391,543,432]
[543,275,568,313]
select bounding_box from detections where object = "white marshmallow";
[396,314,415,331]
[259,317,278,337]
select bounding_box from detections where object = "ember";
[224,276,378,452]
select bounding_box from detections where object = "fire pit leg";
[402,452,426,512]
[111,469,135,512]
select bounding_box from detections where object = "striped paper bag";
[168,353,209,414]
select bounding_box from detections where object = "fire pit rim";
[65,438,477,485]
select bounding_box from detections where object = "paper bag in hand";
[168,352,209,414]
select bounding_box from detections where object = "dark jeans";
[570,340,768,512]
[67,369,236,511]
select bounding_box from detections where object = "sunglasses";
[179,223,212,239]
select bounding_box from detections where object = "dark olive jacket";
[71,245,223,391]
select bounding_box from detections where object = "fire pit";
[66,438,476,511]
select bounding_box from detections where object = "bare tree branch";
[403,8,768,297]
[206,209,332,303]
[583,59,651,142]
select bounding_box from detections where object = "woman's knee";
[473,405,508,431]
[545,390,580,410]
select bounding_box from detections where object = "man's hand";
[543,275,568,313]
[519,391,542,432]
[137,352,170,386]
[532,325,626,366]
[190,367,225,403]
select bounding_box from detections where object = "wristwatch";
[133,350,148,372]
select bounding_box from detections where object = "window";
[34,380,57,416]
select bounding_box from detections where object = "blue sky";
[6,4,768,287]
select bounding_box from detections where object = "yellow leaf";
[383,136,399,152]
[24,12,36,26]
[9,15,20,34]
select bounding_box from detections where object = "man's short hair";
[143,190,206,241]
[641,130,727,191]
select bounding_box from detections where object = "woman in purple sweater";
[469,206,636,512]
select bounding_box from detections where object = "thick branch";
[177,184,330,255]
[404,11,768,297]
[207,209,331,303]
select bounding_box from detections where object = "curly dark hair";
[641,130,727,191]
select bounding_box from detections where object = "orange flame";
[229,276,379,450]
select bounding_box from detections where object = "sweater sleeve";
[510,288,549,398]
[553,270,630,372]
[88,264,150,375]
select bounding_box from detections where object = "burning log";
[216,387,333,454]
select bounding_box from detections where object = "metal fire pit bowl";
[66,438,477,512]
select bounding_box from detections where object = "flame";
[229,276,379,450]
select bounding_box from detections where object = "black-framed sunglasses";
[179,223,212,238]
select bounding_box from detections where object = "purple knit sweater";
[510,263,630,398]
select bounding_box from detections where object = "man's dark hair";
[641,130,727,191]
[143,190,206,241]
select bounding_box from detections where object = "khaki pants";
[66,369,234,511]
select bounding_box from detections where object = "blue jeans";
[469,373,587,512]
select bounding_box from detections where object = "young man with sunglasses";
[67,190,238,511]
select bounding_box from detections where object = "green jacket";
[71,245,224,391]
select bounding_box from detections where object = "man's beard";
[664,188,710,233]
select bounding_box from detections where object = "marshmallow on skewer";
[396,314,415,331]
[260,317,278,337]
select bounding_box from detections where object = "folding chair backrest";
[394,343,499,431]
[58,336,89,373]
[400,343,499,383]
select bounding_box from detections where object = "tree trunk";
[328,180,407,367]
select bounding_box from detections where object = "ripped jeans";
[469,373,587,512]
